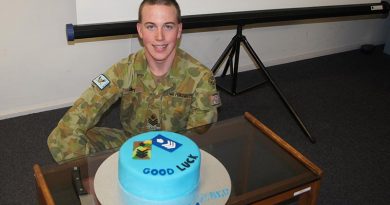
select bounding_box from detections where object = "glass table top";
[39,113,320,205]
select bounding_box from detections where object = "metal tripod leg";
[241,35,316,143]
[222,38,238,77]
[212,36,236,74]
[231,31,242,95]
[213,26,264,95]
[211,25,316,143]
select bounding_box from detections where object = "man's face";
[137,4,182,65]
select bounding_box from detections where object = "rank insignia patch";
[146,114,160,130]
[92,74,110,90]
[133,140,152,160]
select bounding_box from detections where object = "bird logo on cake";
[132,140,152,159]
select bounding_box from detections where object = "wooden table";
[34,112,323,205]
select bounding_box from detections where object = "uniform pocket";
[120,89,149,132]
[161,95,192,132]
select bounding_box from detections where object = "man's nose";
[156,28,164,41]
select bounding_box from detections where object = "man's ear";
[137,23,143,39]
[177,23,183,39]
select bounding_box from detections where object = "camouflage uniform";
[47,48,221,163]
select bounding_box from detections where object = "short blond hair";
[138,0,181,23]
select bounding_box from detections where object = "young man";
[47,0,221,163]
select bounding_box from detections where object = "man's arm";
[186,70,221,129]
[47,60,131,163]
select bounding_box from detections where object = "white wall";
[76,0,381,24]
[0,0,131,119]
[0,0,389,120]
[133,17,390,74]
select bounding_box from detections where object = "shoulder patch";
[92,74,110,90]
[210,92,222,106]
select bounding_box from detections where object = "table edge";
[244,112,323,177]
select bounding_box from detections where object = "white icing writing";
[196,188,231,204]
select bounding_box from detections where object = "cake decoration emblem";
[152,134,182,152]
[132,140,152,159]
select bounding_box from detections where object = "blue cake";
[118,131,201,204]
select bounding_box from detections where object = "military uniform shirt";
[47,48,221,162]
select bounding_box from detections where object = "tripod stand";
[212,25,316,143]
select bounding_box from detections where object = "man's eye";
[164,25,174,30]
[146,25,155,30]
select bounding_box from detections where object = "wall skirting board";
[0,42,382,121]
[0,98,75,121]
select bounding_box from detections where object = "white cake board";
[94,149,231,205]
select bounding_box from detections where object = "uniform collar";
[132,48,185,94]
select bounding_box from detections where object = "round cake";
[118,131,201,204]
